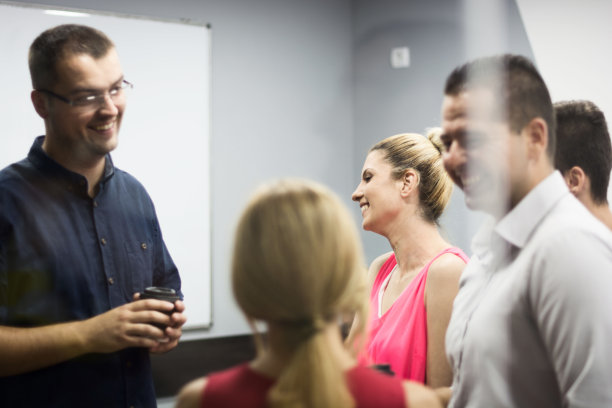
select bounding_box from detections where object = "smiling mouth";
[461,174,481,189]
[93,122,114,131]
[360,203,369,214]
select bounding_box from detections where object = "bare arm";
[424,254,465,387]
[434,386,452,407]
[403,381,443,408]
[175,377,207,408]
[0,298,175,377]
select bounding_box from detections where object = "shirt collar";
[495,171,569,249]
[471,214,496,258]
[28,135,115,186]
[102,154,115,182]
[28,136,115,194]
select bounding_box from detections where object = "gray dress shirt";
[446,171,612,407]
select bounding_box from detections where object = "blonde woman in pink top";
[351,131,468,387]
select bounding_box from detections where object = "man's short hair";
[554,100,611,204]
[29,24,114,90]
[444,54,555,159]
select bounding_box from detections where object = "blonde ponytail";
[232,179,369,408]
[268,327,353,408]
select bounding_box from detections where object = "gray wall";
[352,0,535,262]
[9,0,535,340]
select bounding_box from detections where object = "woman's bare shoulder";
[428,251,467,281]
[425,252,467,299]
[175,377,208,408]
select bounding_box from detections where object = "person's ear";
[524,117,548,160]
[564,166,587,196]
[400,169,419,197]
[31,90,50,119]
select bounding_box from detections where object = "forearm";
[425,257,463,387]
[0,297,182,376]
[426,353,453,387]
[426,318,453,387]
[434,387,452,407]
[0,321,89,377]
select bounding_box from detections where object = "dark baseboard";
[151,334,256,398]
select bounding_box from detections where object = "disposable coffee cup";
[139,286,179,331]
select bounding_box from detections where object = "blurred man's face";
[440,87,530,217]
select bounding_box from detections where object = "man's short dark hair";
[444,54,555,159]
[29,24,114,90]
[554,100,611,204]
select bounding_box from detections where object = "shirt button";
[108,277,114,285]
[141,242,147,250]
[100,238,107,245]
[93,201,98,208]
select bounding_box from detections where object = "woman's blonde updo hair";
[232,179,369,408]
[370,128,453,222]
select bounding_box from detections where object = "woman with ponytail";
[176,179,444,408]
[351,130,468,387]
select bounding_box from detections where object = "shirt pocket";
[122,240,153,297]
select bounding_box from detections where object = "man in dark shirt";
[0,24,186,406]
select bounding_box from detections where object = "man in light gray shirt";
[439,54,612,407]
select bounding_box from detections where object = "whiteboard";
[0,2,212,329]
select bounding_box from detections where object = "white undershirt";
[377,264,397,318]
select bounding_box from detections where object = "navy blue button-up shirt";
[0,136,182,407]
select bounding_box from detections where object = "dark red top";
[201,363,407,408]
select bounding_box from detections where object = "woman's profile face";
[351,150,404,234]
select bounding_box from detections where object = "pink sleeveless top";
[361,247,468,382]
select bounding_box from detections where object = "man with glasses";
[0,24,185,407]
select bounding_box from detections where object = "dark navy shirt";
[0,136,182,407]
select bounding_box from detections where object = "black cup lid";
[141,286,179,302]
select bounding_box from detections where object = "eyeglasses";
[38,80,133,109]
